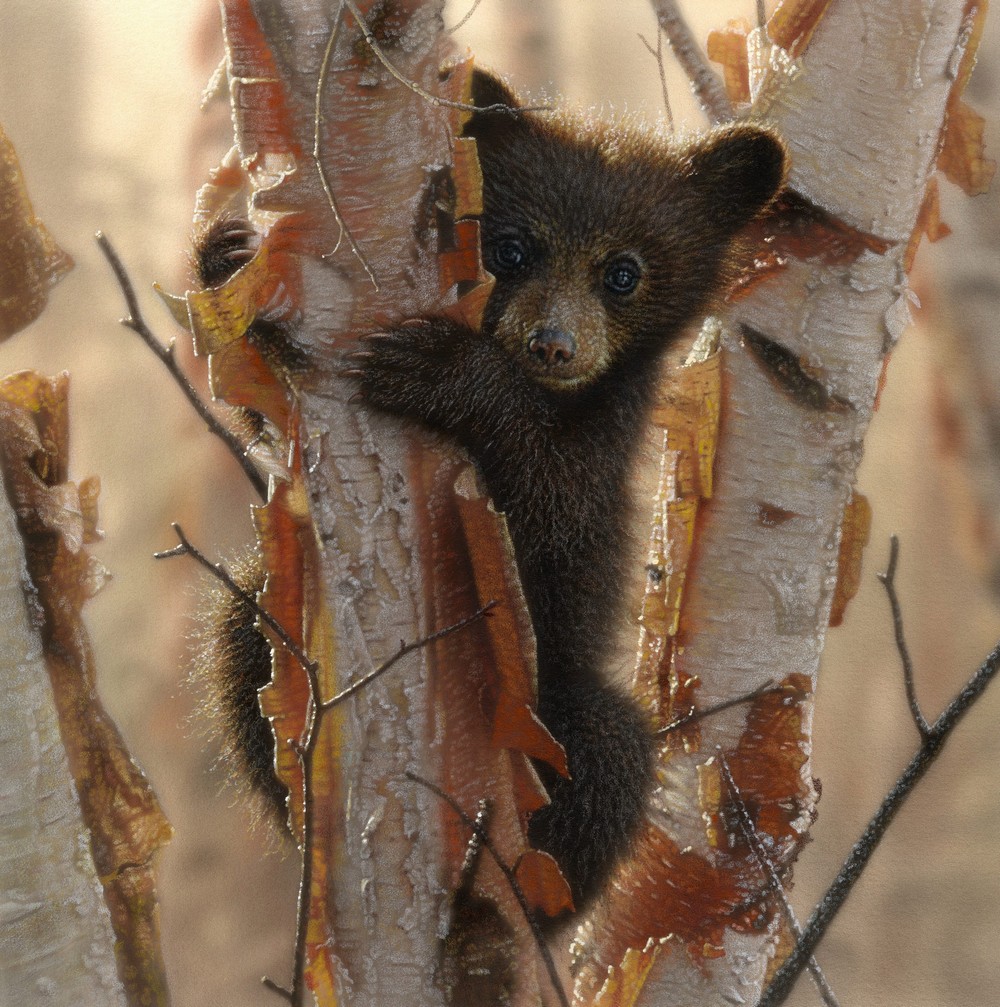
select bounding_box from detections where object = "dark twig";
[717,753,840,1007]
[155,523,317,676]
[406,773,571,1007]
[260,977,293,1002]
[638,31,675,132]
[877,535,931,739]
[757,0,769,33]
[447,0,485,33]
[321,600,497,710]
[314,6,380,290]
[95,232,269,501]
[759,636,1000,1006]
[341,0,548,116]
[456,798,491,898]
[655,680,789,737]
[650,0,734,123]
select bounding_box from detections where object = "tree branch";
[96,232,269,501]
[758,632,1000,1005]
[876,535,931,739]
[649,0,733,122]
[654,681,790,738]
[638,30,675,132]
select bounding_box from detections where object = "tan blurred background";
[1,2,998,1005]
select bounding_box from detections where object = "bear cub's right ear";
[686,123,789,236]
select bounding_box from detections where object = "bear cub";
[347,71,787,911]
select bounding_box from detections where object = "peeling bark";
[0,414,126,1007]
[572,1,977,1004]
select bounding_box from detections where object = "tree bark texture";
[572,1,981,1004]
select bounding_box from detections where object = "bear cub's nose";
[528,328,576,366]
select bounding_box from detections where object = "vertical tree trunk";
[572,1,984,1003]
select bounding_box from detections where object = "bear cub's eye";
[489,237,529,273]
[603,257,641,296]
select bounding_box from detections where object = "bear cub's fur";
[349,71,787,911]
[194,68,787,919]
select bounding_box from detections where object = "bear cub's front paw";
[341,318,473,424]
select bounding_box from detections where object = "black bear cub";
[194,69,786,918]
[348,71,787,911]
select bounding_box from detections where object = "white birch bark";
[610,1,973,1004]
[0,463,126,1007]
[221,3,545,1004]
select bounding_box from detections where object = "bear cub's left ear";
[688,123,788,235]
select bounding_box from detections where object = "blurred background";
[1,2,998,1005]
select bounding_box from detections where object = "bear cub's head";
[465,70,788,393]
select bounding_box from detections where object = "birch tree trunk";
[0,447,126,1007]
[184,3,560,1004]
[570,1,985,1004]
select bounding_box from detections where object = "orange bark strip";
[767,0,835,57]
[0,125,73,339]
[452,135,484,220]
[904,178,953,273]
[712,673,814,855]
[829,491,872,628]
[514,849,575,918]
[585,820,771,988]
[592,942,664,1007]
[938,1,995,196]
[221,0,303,162]
[255,445,310,840]
[0,372,172,1007]
[733,188,900,299]
[255,427,342,999]
[438,218,486,294]
[206,339,293,434]
[762,190,893,266]
[454,487,565,773]
[938,99,996,197]
[636,345,722,732]
[706,23,751,106]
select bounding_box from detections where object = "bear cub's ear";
[469,67,521,112]
[463,68,526,146]
[687,123,788,235]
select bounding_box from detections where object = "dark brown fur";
[190,556,288,822]
[351,72,787,912]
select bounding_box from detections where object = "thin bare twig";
[342,0,546,116]
[638,31,675,132]
[155,523,316,674]
[260,976,292,1002]
[758,635,1000,1006]
[757,0,769,33]
[447,0,485,33]
[655,680,791,737]
[717,752,840,1007]
[406,772,571,1007]
[96,232,269,501]
[650,0,734,122]
[314,4,381,290]
[321,600,497,710]
[877,535,931,739]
